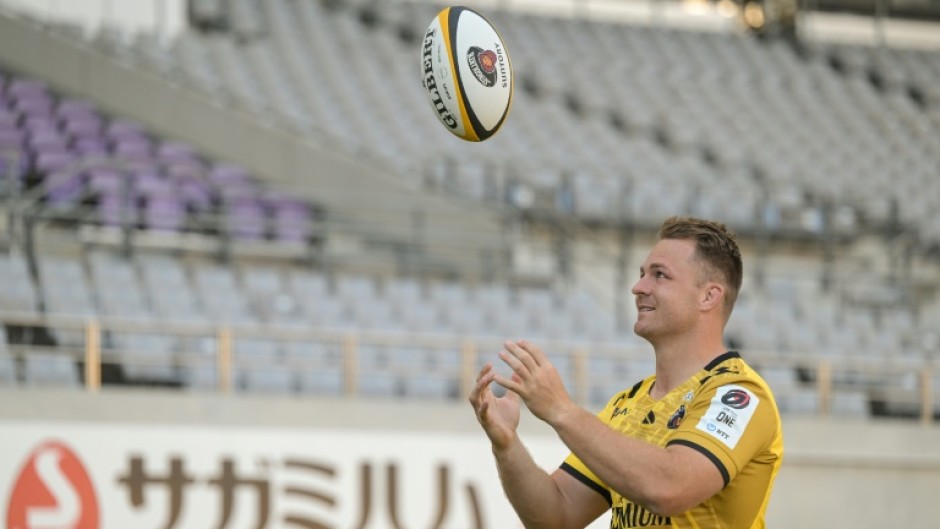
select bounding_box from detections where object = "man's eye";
[656,271,666,278]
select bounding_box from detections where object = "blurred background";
[0,0,938,527]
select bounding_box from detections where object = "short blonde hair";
[658,216,743,316]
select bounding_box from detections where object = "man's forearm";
[550,406,674,513]
[493,435,568,529]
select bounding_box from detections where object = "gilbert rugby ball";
[421,6,513,142]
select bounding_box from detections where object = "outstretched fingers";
[502,340,541,374]
[516,340,549,365]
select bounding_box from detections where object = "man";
[469,216,783,529]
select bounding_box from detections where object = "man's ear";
[701,283,724,312]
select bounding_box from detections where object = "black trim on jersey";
[667,439,730,488]
[703,351,741,372]
[560,462,613,506]
[626,380,644,399]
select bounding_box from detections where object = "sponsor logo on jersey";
[721,389,751,409]
[667,405,686,429]
[696,385,759,449]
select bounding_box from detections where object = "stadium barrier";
[1,310,935,423]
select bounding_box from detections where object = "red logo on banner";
[6,440,99,529]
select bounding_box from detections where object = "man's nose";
[631,276,647,296]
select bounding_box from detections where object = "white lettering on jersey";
[695,384,759,449]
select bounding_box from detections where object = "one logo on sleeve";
[6,440,100,529]
[696,385,760,449]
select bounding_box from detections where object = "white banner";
[0,421,610,529]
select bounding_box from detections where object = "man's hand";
[493,340,579,427]
[469,362,522,450]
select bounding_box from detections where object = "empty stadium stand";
[0,0,937,421]
[74,0,940,243]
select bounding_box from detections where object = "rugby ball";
[421,6,513,142]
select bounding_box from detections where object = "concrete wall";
[2,387,939,528]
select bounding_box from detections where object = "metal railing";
[2,311,936,424]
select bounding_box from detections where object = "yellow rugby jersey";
[562,351,783,529]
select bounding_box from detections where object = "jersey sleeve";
[666,378,778,487]
[558,390,629,506]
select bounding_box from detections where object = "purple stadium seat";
[0,129,23,148]
[0,111,17,128]
[9,84,51,100]
[145,196,186,232]
[56,98,98,120]
[29,147,70,172]
[62,117,103,140]
[179,178,213,212]
[23,115,59,134]
[114,155,157,170]
[136,173,175,199]
[43,169,84,208]
[72,137,109,156]
[12,97,54,118]
[88,168,125,195]
[227,198,267,240]
[6,78,49,99]
[34,150,75,174]
[97,194,134,226]
[112,138,152,158]
[273,205,311,242]
[28,131,69,154]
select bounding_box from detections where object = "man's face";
[631,238,704,341]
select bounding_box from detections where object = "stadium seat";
[0,252,38,314]
[111,333,180,383]
[23,353,79,387]
[192,263,257,324]
[0,351,16,385]
[287,341,343,396]
[138,254,207,323]
[357,345,400,397]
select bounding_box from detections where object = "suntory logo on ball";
[6,440,100,529]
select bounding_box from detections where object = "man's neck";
[650,333,726,400]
